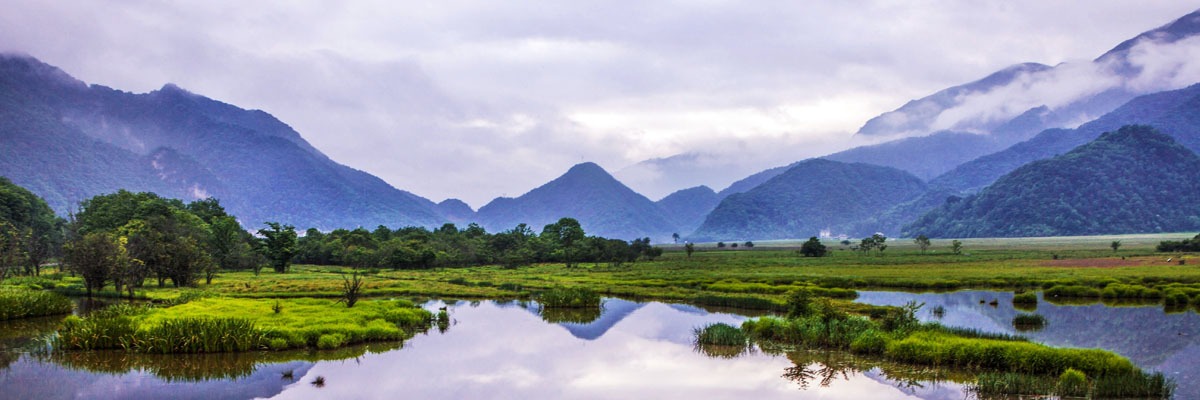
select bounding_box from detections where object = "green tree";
[1111,240,1121,253]
[800,237,828,257]
[63,232,119,297]
[259,222,298,273]
[541,218,585,268]
[672,233,680,244]
[0,176,64,276]
[951,239,963,255]
[0,221,22,281]
[914,234,931,253]
[684,242,695,258]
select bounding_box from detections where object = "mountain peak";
[1098,8,1200,62]
[564,162,609,177]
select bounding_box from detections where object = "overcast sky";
[2,1,1198,207]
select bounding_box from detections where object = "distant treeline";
[294,218,663,270]
[1157,234,1200,252]
[10,186,665,295]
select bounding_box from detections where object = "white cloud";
[0,1,1197,206]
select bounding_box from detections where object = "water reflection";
[856,290,1200,399]
[266,300,964,400]
[0,297,981,399]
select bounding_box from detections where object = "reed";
[0,288,73,320]
[1011,292,1037,305]
[693,323,747,347]
[539,287,602,308]
[691,294,784,311]
[1012,313,1047,332]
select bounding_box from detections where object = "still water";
[856,290,1200,399]
[0,292,1195,399]
[0,298,962,400]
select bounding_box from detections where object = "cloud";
[1,1,1198,206]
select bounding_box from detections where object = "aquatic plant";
[539,287,601,308]
[1012,313,1047,331]
[692,294,784,311]
[693,323,747,347]
[0,288,73,320]
[1011,291,1037,305]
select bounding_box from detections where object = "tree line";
[24,189,664,296]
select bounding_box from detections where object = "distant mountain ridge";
[905,125,1200,238]
[0,53,446,229]
[475,162,677,240]
[692,159,927,241]
[655,185,719,236]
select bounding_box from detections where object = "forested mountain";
[824,130,1022,180]
[475,162,676,241]
[0,54,446,229]
[930,83,1200,193]
[692,159,926,241]
[905,125,1200,238]
[436,199,476,225]
[655,185,719,236]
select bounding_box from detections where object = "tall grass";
[539,287,601,308]
[1012,313,1047,331]
[885,331,1136,376]
[0,288,73,320]
[691,294,784,311]
[693,323,747,346]
[54,298,432,353]
[971,369,1173,399]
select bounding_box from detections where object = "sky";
[1,1,1198,207]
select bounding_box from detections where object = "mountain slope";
[930,82,1200,193]
[655,185,720,236]
[824,130,1014,180]
[475,162,675,240]
[693,159,927,241]
[905,125,1200,238]
[0,54,445,228]
[856,9,1200,144]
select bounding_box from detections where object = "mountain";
[930,82,1200,193]
[692,159,927,241]
[904,125,1200,238]
[714,161,800,199]
[475,162,676,241]
[824,130,1018,180]
[655,185,719,236]
[436,199,476,225]
[856,63,1053,138]
[859,9,1200,141]
[613,152,750,201]
[0,54,445,229]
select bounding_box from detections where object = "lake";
[0,292,1195,399]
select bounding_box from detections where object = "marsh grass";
[691,294,784,311]
[693,323,747,346]
[1012,314,1047,332]
[0,288,73,320]
[539,287,601,308]
[1011,291,1037,306]
[971,369,1173,399]
[54,298,431,353]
